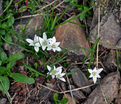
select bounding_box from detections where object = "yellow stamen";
[92,72,97,76]
[52,70,55,75]
[52,44,56,48]
[43,41,47,45]
[57,74,61,78]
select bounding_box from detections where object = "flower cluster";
[26,32,61,52]
[47,65,66,82]
[88,67,103,84]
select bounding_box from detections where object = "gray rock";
[90,0,121,49]
[69,85,86,100]
[14,15,43,38]
[0,0,3,16]
[104,50,117,72]
[84,72,120,104]
[3,42,23,55]
[0,98,7,104]
[55,18,90,56]
[69,65,91,94]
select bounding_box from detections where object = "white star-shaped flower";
[26,35,41,52]
[47,37,61,52]
[39,32,49,50]
[88,67,103,84]
[47,65,62,78]
[56,68,66,82]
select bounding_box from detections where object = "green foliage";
[0,52,35,99]
[53,93,68,104]
[71,1,93,21]
[23,62,46,77]
[7,52,24,62]
[64,0,77,3]
[0,0,15,52]
[0,48,7,62]
[0,76,10,94]
[10,73,35,84]
[63,62,70,68]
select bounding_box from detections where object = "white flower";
[26,35,41,52]
[47,65,66,82]
[88,67,103,84]
[56,69,66,82]
[47,65,62,79]
[39,32,49,50]
[47,37,61,52]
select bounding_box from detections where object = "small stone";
[55,18,90,56]
[0,98,7,104]
[0,0,3,16]
[69,65,91,94]
[69,85,86,100]
[84,72,120,104]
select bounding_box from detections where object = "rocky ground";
[0,0,121,104]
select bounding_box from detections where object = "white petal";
[93,67,97,71]
[93,77,97,84]
[43,32,47,40]
[26,39,33,44]
[34,35,39,42]
[47,65,51,71]
[52,75,55,79]
[53,48,56,52]
[88,69,92,73]
[35,43,40,47]
[39,37,44,44]
[55,42,60,46]
[56,47,61,52]
[49,37,56,44]
[53,66,56,70]
[89,74,93,78]
[53,37,56,43]
[42,45,46,50]
[34,47,39,52]
[97,68,103,74]
[47,46,52,50]
[56,66,62,72]
[60,73,66,77]
[97,74,101,78]
[58,77,66,82]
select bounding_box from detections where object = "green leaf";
[0,48,7,62]
[0,38,3,46]
[1,23,8,29]
[53,93,58,102]
[0,76,10,94]
[60,98,68,104]
[0,60,2,65]
[0,67,6,75]
[6,61,15,72]
[10,73,35,84]
[23,62,46,77]
[0,30,5,36]
[64,0,70,2]
[7,52,24,62]
[7,16,14,27]
[5,34,12,42]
